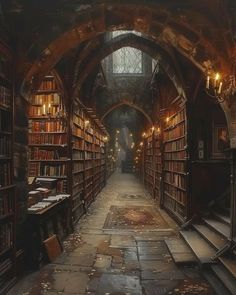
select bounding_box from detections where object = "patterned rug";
[117,193,147,201]
[103,206,169,230]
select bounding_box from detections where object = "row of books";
[164,161,186,172]
[32,93,60,105]
[85,151,93,159]
[0,193,13,216]
[85,162,93,170]
[72,191,83,208]
[164,150,187,160]
[0,223,12,253]
[164,137,186,151]
[73,115,84,129]
[164,183,186,205]
[73,151,84,160]
[85,169,93,179]
[0,85,11,109]
[73,127,83,138]
[0,163,11,187]
[28,163,67,177]
[73,138,83,150]
[57,180,67,193]
[38,79,57,91]
[167,109,185,127]
[29,120,66,133]
[155,162,162,173]
[164,123,185,141]
[0,136,11,157]
[73,162,84,172]
[29,105,61,117]
[73,182,84,196]
[94,146,105,153]
[84,133,93,143]
[29,134,67,145]
[73,172,84,185]
[74,107,84,119]
[84,142,93,151]
[29,148,67,161]
[164,171,186,190]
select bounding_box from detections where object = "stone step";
[203,269,232,295]
[165,238,197,265]
[180,230,216,264]
[202,217,230,239]
[219,257,236,279]
[193,224,226,250]
[213,211,230,225]
[211,264,236,295]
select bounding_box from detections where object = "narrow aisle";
[9,172,214,295]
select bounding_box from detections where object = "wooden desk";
[26,198,70,269]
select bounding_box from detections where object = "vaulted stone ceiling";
[1,0,236,142]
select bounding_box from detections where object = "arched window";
[112,31,143,74]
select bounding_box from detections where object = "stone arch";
[21,2,231,99]
[101,100,153,126]
[73,33,186,100]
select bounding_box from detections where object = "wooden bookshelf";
[163,105,188,222]
[154,130,162,202]
[0,43,16,293]
[71,101,85,224]
[28,73,69,194]
[71,101,108,221]
[144,133,155,196]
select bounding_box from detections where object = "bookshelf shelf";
[0,43,16,293]
[28,73,69,197]
[163,105,188,221]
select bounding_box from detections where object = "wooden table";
[25,198,71,269]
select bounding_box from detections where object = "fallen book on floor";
[43,235,63,262]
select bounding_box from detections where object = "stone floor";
[8,172,215,295]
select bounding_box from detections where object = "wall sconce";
[205,65,236,103]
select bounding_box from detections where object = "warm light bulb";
[157,127,161,133]
[215,73,220,81]
[142,132,146,138]
[166,117,170,123]
[151,126,155,132]
[140,142,143,147]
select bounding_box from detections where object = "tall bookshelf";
[0,43,16,293]
[83,115,94,208]
[93,128,106,197]
[72,101,107,217]
[163,105,188,222]
[71,101,85,223]
[144,133,155,196]
[154,130,162,202]
[28,73,69,193]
